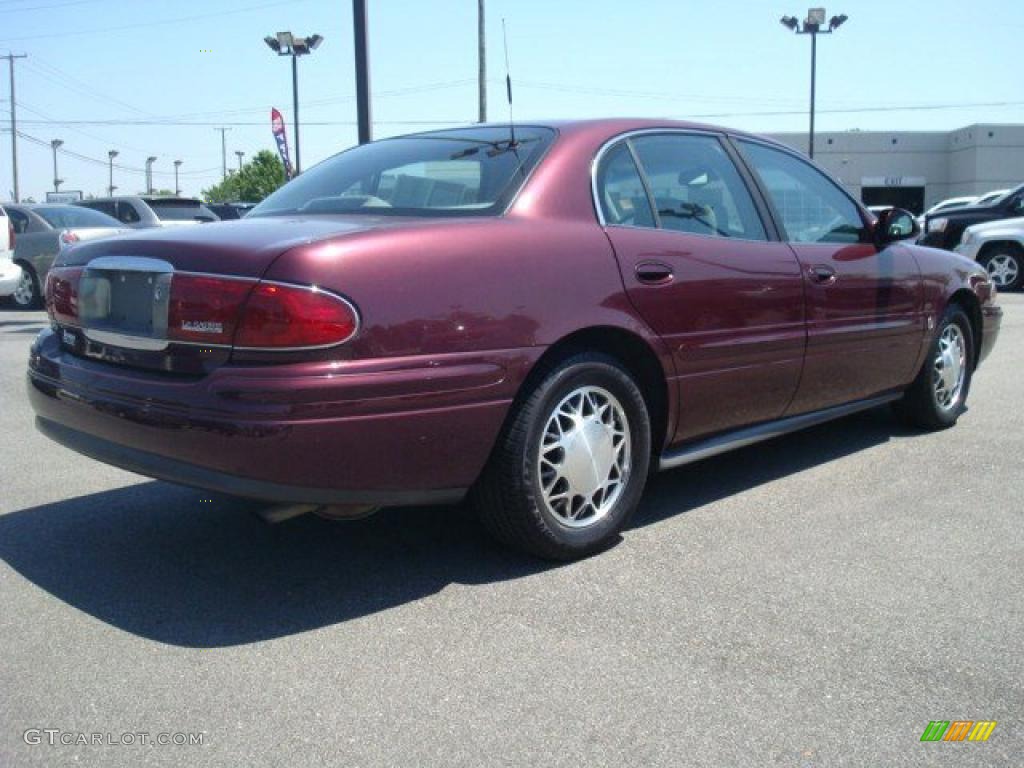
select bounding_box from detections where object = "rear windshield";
[35,206,121,229]
[249,126,556,218]
[147,201,219,222]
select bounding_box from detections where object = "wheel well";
[977,239,1023,257]
[947,289,983,367]
[522,327,671,456]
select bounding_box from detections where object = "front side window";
[630,134,767,240]
[739,141,864,244]
[7,208,30,234]
[250,126,555,218]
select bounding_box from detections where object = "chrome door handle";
[809,264,837,284]
[635,261,674,285]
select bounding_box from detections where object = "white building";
[765,123,1024,214]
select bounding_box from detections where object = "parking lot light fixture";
[107,149,118,196]
[264,30,323,174]
[780,7,848,159]
[51,139,63,192]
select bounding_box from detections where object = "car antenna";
[502,18,517,148]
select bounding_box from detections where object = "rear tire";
[12,263,42,310]
[893,304,974,430]
[978,247,1023,291]
[471,351,651,560]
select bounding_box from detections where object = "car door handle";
[808,264,837,284]
[635,261,674,285]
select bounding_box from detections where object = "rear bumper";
[28,329,540,505]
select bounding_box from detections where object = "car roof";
[401,118,793,151]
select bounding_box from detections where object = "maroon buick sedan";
[29,119,1001,559]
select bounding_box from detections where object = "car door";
[735,139,924,414]
[9,208,58,278]
[596,132,807,443]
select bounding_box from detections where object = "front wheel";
[979,248,1022,291]
[893,304,974,430]
[471,352,651,560]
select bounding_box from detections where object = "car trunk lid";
[47,217,380,375]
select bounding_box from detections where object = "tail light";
[167,274,254,346]
[46,267,359,352]
[45,266,84,325]
[59,231,80,247]
[234,282,359,349]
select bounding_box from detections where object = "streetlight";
[51,139,63,193]
[779,8,848,159]
[145,156,157,195]
[264,30,323,174]
[173,160,182,197]
[107,149,118,196]
[235,150,245,172]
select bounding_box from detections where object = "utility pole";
[235,150,245,172]
[145,156,156,194]
[478,0,486,123]
[4,53,27,202]
[51,139,64,193]
[173,160,182,197]
[107,149,118,196]
[214,127,231,180]
[352,0,372,144]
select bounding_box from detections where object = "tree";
[202,150,286,203]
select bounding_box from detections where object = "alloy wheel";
[932,324,966,411]
[537,385,631,529]
[985,253,1019,288]
[12,269,36,308]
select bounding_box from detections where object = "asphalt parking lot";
[1,298,1021,767]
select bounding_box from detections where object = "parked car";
[914,195,978,231]
[921,183,1024,250]
[970,189,1009,207]
[76,196,219,228]
[4,204,127,308]
[0,204,23,301]
[29,119,1002,560]
[955,216,1024,291]
[207,202,256,220]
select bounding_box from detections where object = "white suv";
[955,216,1024,291]
[0,205,25,300]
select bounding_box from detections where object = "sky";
[1,0,1022,202]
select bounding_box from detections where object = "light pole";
[478,0,486,123]
[51,139,64,193]
[780,8,848,159]
[264,31,323,174]
[107,149,118,196]
[145,156,157,194]
[235,150,245,172]
[214,127,231,180]
[173,160,182,197]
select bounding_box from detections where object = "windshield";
[250,126,556,218]
[34,206,121,229]
[147,201,219,222]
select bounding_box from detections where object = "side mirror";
[873,207,920,247]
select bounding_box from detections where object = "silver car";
[5,204,128,309]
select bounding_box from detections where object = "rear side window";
[8,208,30,234]
[116,203,141,224]
[80,201,117,218]
[630,134,767,240]
[739,141,864,244]
[596,143,654,227]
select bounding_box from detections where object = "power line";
[0,0,312,43]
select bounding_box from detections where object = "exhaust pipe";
[252,503,381,524]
